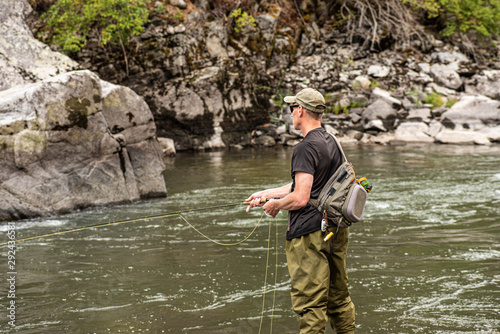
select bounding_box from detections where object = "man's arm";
[246,172,313,217]
[245,183,292,212]
[262,172,313,217]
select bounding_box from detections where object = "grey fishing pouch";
[307,135,368,228]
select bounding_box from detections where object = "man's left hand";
[263,200,280,218]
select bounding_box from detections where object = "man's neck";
[301,122,322,137]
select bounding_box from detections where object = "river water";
[1,144,499,333]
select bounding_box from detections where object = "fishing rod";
[0,199,269,247]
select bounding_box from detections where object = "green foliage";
[424,92,446,107]
[270,85,288,111]
[438,0,500,37]
[332,104,349,115]
[229,8,256,33]
[445,97,458,108]
[41,0,151,53]
[404,0,500,37]
[403,0,441,17]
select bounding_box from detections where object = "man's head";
[284,88,326,115]
[284,88,326,132]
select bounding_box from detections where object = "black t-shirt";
[286,127,342,240]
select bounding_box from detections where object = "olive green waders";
[286,228,355,334]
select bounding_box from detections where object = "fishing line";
[0,202,252,247]
[178,212,264,246]
[258,216,279,334]
[1,201,282,333]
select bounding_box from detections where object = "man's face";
[291,104,300,130]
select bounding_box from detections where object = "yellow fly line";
[0,201,269,247]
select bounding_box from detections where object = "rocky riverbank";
[34,0,498,151]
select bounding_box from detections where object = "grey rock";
[157,137,176,158]
[346,130,364,140]
[348,113,362,123]
[395,122,434,143]
[170,0,187,9]
[467,70,500,99]
[276,124,287,135]
[0,0,78,92]
[431,51,469,64]
[367,65,390,78]
[408,108,431,122]
[372,88,402,107]
[417,63,431,73]
[336,136,359,146]
[0,71,166,221]
[324,124,339,136]
[253,135,276,147]
[256,13,277,31]
[427,83,457,96]
[364,119,387,132]
[428,120,444,138]
[441,95,500,126]
[362,99,397,130]
[434,130,491,145]
[372,132,396,145]
[353,76,371,89]
[429,64,462,90]
[482,126,500,142]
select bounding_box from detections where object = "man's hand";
[245,195,265,212]
[263,199,280,218]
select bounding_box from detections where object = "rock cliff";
[59,0,500,148]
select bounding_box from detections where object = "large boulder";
[0,70,166,221]
[362,98,397,131]
[441,95,500,128]
[0,0,78,92]
[434,129,491,145]
[146,64,269,150]
[394,122,434,143]
[466,70,500,100]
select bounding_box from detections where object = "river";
[1,144,499,333]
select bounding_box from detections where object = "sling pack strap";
[329,133,347,163]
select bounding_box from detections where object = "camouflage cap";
[284,88,326,114]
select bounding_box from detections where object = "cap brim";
[283,96,296,104]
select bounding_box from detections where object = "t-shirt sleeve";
[291,142,317,176]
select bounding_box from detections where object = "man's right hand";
[245,195,266,212]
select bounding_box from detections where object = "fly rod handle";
[242,197,268,205]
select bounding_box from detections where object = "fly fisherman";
[246,88,355,334]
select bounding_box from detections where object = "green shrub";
[229,8,256,33]
[404,0,500,37]
[41,0,151,53]
[438,0,500,37]
[425,92,446,108]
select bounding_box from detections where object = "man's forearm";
[256,183,292,199]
